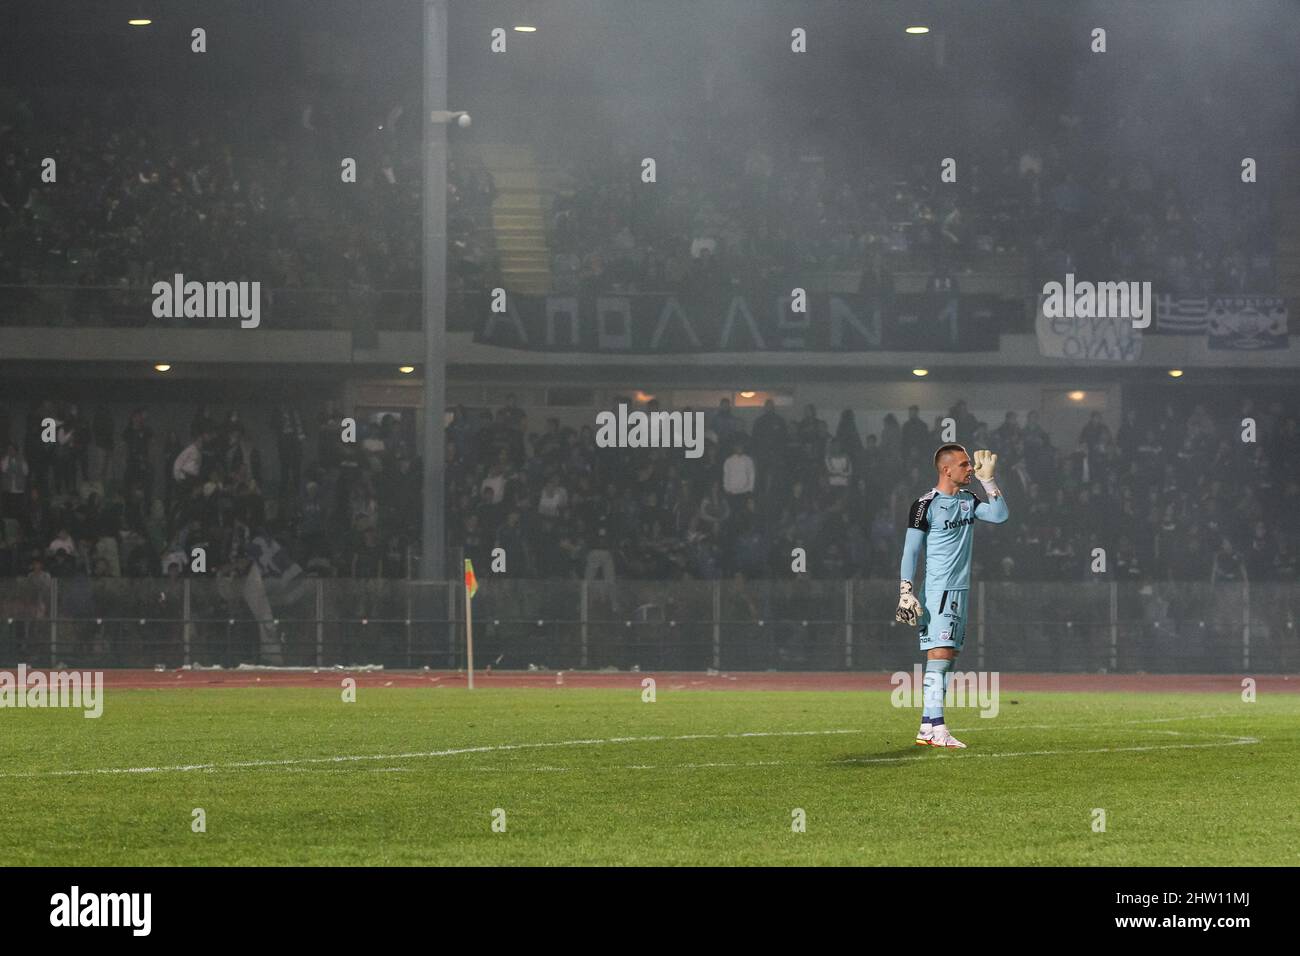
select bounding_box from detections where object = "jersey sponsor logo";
[942,515,975,531]
[910,493,938,532]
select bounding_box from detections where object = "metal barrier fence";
[0,578,1295,672]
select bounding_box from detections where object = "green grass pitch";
[1,686,1296,865]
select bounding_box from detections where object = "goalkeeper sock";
[922,659,951,725]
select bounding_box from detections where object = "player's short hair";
[934,443,967,470]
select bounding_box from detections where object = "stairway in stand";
[480,143,552,295]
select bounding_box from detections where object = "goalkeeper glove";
[973,449,1000,498]
[896,580,921,626]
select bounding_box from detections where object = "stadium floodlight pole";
[421,0,449,585]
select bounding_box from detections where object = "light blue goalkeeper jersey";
[899,486,1009,591]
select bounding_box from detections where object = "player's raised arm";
[972,449,1009,523]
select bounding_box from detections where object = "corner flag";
[463,558,478,690]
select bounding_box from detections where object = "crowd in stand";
[447,395,1300,587]
[547,104,1276,303]
[0,84,1276,334]
[0,76,1292,593]
[5,393,1296,592]
[0,402,420,588]
[0,88,499,324]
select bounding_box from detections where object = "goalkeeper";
[895,444,1009,748]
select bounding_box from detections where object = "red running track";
[84,669,1300,693]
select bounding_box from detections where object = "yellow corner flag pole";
[464,558,477,689]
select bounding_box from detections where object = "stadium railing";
[0,578,1292,673]
[0,285,431,331]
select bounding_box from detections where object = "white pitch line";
[498,732,1263,771]
[1116,712,1233,724]
[251,730,1261,775]
[953,712,1232,733]
[618,737,1261,770]
[0,729,859,780]
[843,739,1261,764]
[0,719,1263,781]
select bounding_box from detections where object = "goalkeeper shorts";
[918,588,969,653]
